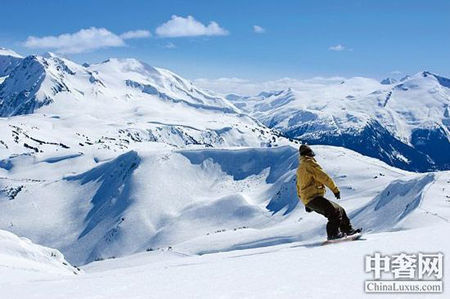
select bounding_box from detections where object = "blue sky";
[1,0,449,81]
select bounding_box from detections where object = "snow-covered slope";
[0,162,448,298]
[380,77,397,85]
[228,73,450,171]
[1,142,448,265]
[1,47,449,298]
[2,225,449,299]
[0,229,80,283]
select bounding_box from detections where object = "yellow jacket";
[296,155,339,205]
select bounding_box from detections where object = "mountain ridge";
[227,71,450,171]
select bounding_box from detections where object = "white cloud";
[253,25,265,33]
[164,42,176,49]
[24,27,150,54]
[390,70,402,75]
[329,44,346,51]
[120,30,151,39]
[328,44,354,51]
[155,15,229,37]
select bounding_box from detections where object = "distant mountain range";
[227,72,450,171]
[1,47,449,172]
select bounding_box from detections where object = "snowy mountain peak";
[97,57,159,76]
[421,70,434,77]
[420,71,450,88]
[1,47,278,153]
[0,52,243,117]
[394,71,450,91]
[380,77,397,85]
[0,53,91,116]
[40,51,58,59]
[400,75,411,81]
[257,89,289,98]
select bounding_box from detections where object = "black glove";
[305,206,312,213]
[334,191,341,200]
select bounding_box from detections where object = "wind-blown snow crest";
[351,173,436,231]
[0,229,80,282]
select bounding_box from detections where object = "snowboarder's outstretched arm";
[308,161,340,195]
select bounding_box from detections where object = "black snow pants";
[306,196,353,239]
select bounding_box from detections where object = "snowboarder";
[296,144,361,240]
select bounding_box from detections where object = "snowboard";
[322,232,363,246]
